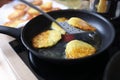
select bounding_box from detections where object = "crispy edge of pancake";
[65,40,96,59]
[67,17,96,31]
[32,30,62,48]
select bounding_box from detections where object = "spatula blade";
[59,22,84,34]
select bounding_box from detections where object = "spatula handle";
[20,0,61,26]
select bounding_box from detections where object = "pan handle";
[0,25,21,39]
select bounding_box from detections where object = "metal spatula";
[19,0,89,34]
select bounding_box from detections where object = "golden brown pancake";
[67,17,96,31]
[51,17,68,35]
[32,0,43,5]
[40,2,52,12]
[8,10,26,20]
[14,3,27,10]
[65,40,96,59]
[32,30,62,48]
[27,7,40,17]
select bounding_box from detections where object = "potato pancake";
[65,40,96,59]
[32,30,62,48]
[67,17,96,31]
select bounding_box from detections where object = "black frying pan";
[0,9,115,63]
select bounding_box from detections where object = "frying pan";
[0,9,115,63]
[103,51,120,80]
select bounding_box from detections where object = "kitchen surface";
[0,47,16,80]
[0,0,120,80]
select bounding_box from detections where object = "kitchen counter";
[0,34,16,80]
[0,34,38,80]
[0,48,16,80]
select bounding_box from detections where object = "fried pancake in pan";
[32,30,62,48]
[67,17,96,31]
[65,40,96,59]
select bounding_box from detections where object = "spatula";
[19,0,93,34]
